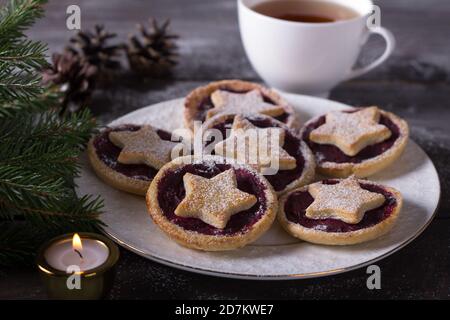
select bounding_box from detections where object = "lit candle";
[44,233,109,272]
[37,232,119,300]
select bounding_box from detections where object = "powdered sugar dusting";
[306,177,386,224]
[108,125,179,169]
[214,116,296,172]
[110,99,185,133]
[177,155,265,182]
[76,96,439,279]
[207,89,285,119]
[174,169,257,229]
[310,107,392,156]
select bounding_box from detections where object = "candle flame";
[72,233,83,252]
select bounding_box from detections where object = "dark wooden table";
[1,0,449,299]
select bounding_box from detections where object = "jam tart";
[146,155,277,251]
[184,79,298,132]
[88,124,182,196]
[203,113,315,195]
[301,106,409,178]
[278,177,402,245]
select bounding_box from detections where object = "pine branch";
[0,221,43,267]
[0,0,48,102]
[0,66,43,101]
[0,217,103,267]
[0,39,48,70]
[0,193,104,230]
[0,108,96,151]
[0,88,58,118]
[0,0,46,42]
[0,0,105,267]
[0,109,100,221]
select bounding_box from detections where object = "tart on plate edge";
[146,155,278,251]
[278,177,403,245]
[301,106,409,178]
[184,79,298,132]
[203,113,315,195]
[88,124,181,196]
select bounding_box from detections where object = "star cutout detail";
[305,177,386,224]
[309,107,392,156]
[206,89,285,119]
[174,169,257,229]
[214,115,297,172]
[108,126,178,169]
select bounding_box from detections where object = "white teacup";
[238,0,395,97]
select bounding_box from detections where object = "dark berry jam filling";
[93,124,173,181]
[302,113,400,164]
[194,88,290,124]
[206,115,305,192]
[157,162,268,236]
[284,180,397,233]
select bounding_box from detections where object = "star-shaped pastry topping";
[214,115,296,172]
[206,89,285,119]
[305,177,386,224]
[309,107,392,156]
[174,169,257,229]
[108,125,178,169]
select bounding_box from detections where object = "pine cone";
[126,18,179,77]
[42,50,98,114]
[68,25,122,77]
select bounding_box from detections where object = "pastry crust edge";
[146,155,278,251]
[279,141,316,195]
[277,180,403,245]
[202,113,316,195]
[184,79,299,132]
[87,136,150,196]
[301,108,409,178]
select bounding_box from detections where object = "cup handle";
[345,26,396,80]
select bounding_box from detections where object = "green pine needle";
[0,0,104,267]
[0,0,46,42]
[0,222,43,267]
[0,0,48,102]
[0,89,58,118]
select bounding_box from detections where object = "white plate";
[76,94,440,280]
